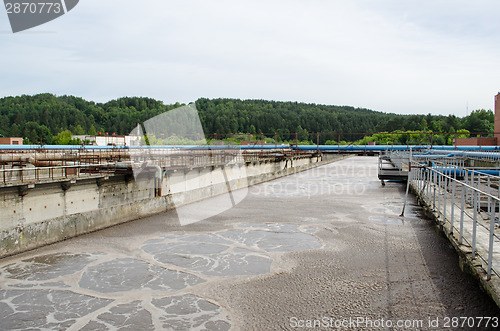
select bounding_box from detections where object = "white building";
[71,135,142,146]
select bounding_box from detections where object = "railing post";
[433,170,437,209]
[450,179,455,234]
[337,132,340,153]
[488,200,496,280]
[427,168,431,202]
[438,172,442,216]
[487,176,491,219]
[472,190,478,259]
[465,171,470,204]
[460,183,464,244]
[468,169,472,199]
[443,174,447,222]
[417,167,421,191]
[421,168,424,192]
[317,132,320,154]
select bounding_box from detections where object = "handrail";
[425,166,500,203]
[411,164,499,280]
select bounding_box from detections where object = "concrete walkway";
[0,157,498,330]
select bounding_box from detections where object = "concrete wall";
[0,154,343,257]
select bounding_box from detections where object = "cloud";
[1,0,500,115]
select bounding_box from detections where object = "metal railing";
[0,149,313,187]
[0,163,118,187]
[411,164,500,280]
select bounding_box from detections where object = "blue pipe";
[432,167,500,177]
[0,144,291,151]
[295,145,430,151]
[432,167,467,177]
[472,170,500,176]
[2,144,500,154]
[413,154,455,158]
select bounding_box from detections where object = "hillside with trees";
[0,94,494,145]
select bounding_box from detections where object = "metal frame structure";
[0,147,316,188]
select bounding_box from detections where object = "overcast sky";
[1,0,500,116]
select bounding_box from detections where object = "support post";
[460,183,465,244]
[317,132,320,154]
[450,179,455,234]
[488,201,496,280]
[472,190,478,259]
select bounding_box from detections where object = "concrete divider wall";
[0,154,343,257]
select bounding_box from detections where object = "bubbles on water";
[0,223,322,330]
[152,295,230,331]
[80,301,153,331]
[142,223,322,276]
[0,289,112,330]
[2,253,99,281]
[79,258,205,293]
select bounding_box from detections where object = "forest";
[0,94,495,145]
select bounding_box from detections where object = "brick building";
[495,92,500,145]
[455,92,499,146]
[0,137,23,145]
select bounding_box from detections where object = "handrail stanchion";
[488,201,496,280]
[472,189,478,260]
[460,183,465,244]
[450,179,455,234]
[466,171,470,204]
[427,167,431,201]
[488,176,491,219]
[433,170,437,209]
[438,172,442,217]
[443,174,447,223]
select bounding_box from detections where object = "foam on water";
[0,223,321,330]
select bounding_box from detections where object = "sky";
[1,0,500,116]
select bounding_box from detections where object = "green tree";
[88,125,97,136]
[73,124,85,135]
[55,130,73,145]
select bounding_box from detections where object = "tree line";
[0,94,494,145]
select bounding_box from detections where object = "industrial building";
[0,137,23,145]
